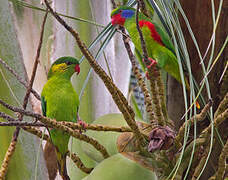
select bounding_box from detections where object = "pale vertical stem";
[90,0,131,119]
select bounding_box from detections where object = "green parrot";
[41,56,81,180]
[111,6,200,108]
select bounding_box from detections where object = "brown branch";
[208,176,216,180]
[0,108,131,132]
[61,121,132,132]
[177,138,206,176]
[191,140,212,180]
[41,118,110,159]
[0,110,50,142]
[175,99,212,148]
[214,92,228,118]
[156,71,170,124]
[44,0,145,146]
[0,119,132,133]
[0,99,40,118]
[0,121,45,127]
[215,138,228,180]
[135,2,149,60]
[135,2,164,125]
[148,70,164,125]
[0,99,110,159]
[190,107,227,179]
[0,104,131,133]
[22,126,50,142]
[67,152,93,174]
[119,27,155,124]
[0,58,40,100]
[200,108,228,140]
[0,138,17,179]
[0,112,16,122]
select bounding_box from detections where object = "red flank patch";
[139,20,164,46]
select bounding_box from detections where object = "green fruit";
[81,113,128,162]
[82,153,157,180]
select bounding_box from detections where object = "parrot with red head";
[111,6,200,108]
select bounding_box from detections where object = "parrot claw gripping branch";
[0,0,227,179]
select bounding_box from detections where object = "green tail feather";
[56,151,70,180]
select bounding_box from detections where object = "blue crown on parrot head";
[121,9,135,18]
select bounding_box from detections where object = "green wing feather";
[137,12,176,55]
[154,23,176,55]
[41,56,80,179]
[41,95,47,117]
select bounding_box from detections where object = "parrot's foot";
[143,58,158,79]
[146,57,157,69]
[78,120,87,133]
[145,71,150,79]
[32,118,38,124]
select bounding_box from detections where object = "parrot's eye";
[66,62,73,65]
[119,10,122,13]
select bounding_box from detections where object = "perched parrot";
[111,6,200,108]
[41,56,81,180]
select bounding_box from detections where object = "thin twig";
[0,99,39,118]
[0,121,45,127]
[0,111,50,141]
[0,58,40,100]
[135,2,149,60]
[0,112,16,122]
[67,151,93,174]
[0,108,131,132]
[61,121,132,132]
[22,126,50,142]
[44,0,145,146]
[0,119,132,132]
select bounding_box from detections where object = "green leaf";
[0,1,48,179]
[82,153,157,180]
[81,113,128,162]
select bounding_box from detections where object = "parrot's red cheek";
[75,64,80,75]
[111,14,125,26]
